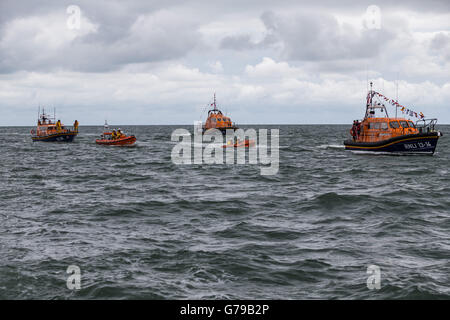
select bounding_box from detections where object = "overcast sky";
[0,0,449,125]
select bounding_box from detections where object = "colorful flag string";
[373,92,425,119]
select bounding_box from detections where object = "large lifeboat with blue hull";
[344,82,442,154]
[31,108,78,142]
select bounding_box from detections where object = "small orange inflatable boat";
[95,124,136,146]
[96,134,136,146]
[222,139,255,148]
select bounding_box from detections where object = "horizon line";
[2,123,450,127]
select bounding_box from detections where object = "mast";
[365,81,373,119]
[213,92,217,111]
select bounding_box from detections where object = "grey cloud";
[266,11,396,61]
[430,32,450,61]
[0,0,200,73]
[219,11,278,51]
[220,35,259,50]
[219,10,397,62]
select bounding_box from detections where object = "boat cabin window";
[218,118,222,121]
[408,121,415,128]
[389,121,400,129]
[399,121,409,128]
[369,122,387,130]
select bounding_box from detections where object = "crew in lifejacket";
[74,120,79,132]
[117,129,123,139]
[111,129,117,139]
[355,120,361,139]
[350,121,357,140]
[56,120,62,132]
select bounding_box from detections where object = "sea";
[0,125,449,299]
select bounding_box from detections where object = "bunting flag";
[373,91,425,119]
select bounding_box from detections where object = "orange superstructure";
[203,93,237,134]
[354,117,419,143]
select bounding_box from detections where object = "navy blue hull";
[31,132,77,142]
[344,132,441,154]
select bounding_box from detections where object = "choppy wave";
[0,125,449,299]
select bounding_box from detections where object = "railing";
[415,118,437,134]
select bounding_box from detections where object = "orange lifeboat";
[95,122,136,146]
[31,107,78,142]
[203,93,238,134]
[344,82,442,154]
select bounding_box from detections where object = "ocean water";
[0,125,449,299]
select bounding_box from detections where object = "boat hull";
[203,126,238,135]
[31,131,77,142]
[95,136,136,146]
[344,132,442,154]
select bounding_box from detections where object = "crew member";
[111,129,117,139]
[355,120,361,139]
[351,121,357,141]
[56,120,62,132]
[73,120,79,132]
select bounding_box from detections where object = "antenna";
[395,73,399,118]
[366,67,369,92]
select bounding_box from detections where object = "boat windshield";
[399,121,409,128]
[390,121,400,129]
[408,121,415,128]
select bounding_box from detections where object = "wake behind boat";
[31,108,78,142]
[344,82,442,154]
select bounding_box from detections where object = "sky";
[0,0,449,126]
